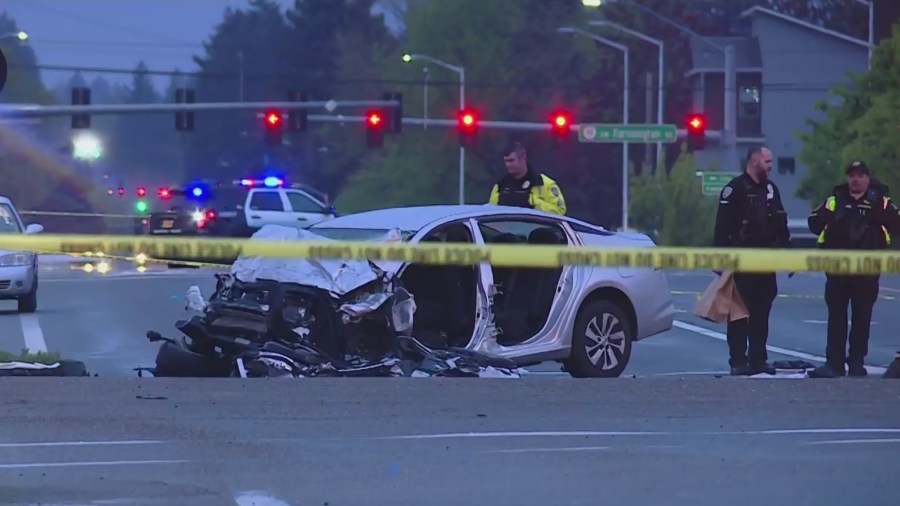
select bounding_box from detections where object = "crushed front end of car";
[139,225,523,379]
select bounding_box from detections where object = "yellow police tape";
[2,233,900,274]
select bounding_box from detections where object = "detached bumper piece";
[0,360,89,377]
[143,274,522,379]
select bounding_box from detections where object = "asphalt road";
[1,259,898,378]
[1,378,898,505]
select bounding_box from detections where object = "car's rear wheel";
[564,299,633,378]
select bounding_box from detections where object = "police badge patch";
[721,186,732,199]
[522,180,531,189]
[551,186,560,197]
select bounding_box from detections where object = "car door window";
[285,191,325,213]
[0,204,22,233]
[478,219,568,245]
[249,191,284,211]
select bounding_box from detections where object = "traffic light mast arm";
[0,100,400,118]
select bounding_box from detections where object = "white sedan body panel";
[306,204,676,369]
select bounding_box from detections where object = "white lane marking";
[755,429,900,434]
[375,428,900,440]
[672,320,888,374]
[20,314,47,354]
[483,446,610,454]
[234,491,294,506]
[378,431,671,440]
[801,438,900,445]
[0,459,188,469]
[880,286,900,294]
[0,440,163,448]
[802,319,878,325]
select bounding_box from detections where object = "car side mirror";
[24,223,43,234]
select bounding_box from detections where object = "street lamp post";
[557,27,631,231]
[403,53,466,204]
[589,20,664,170]
[587,0,739,171]
[850,0,874,67]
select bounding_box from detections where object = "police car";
[147,176,335,239]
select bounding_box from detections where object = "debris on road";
[0,359,90,377]
[141,225,524,379]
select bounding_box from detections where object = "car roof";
[308,204,609,234]
[0,196,13,206]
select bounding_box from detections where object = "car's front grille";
[0,280,11,290]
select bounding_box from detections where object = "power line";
[16,0,192,45]
[10,62,859,93]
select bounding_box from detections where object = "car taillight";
[205,210,216,221]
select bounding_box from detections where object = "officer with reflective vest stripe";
[489,141,566,216]
[807,160,900,378]
[713,146,790,376]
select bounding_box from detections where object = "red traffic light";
[136,187,146,197]
[458,108,478,132]
[117,187,125,197]
[686,113,706,133]
[365,110,384,128]
[264,110,283,128]
[158,187,172,199]
[550,111,572,135]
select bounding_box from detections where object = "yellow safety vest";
[817,196,891,245]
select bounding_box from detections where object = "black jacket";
[808,182,900,250]
[714,172,790,248]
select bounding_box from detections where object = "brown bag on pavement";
[693,271,750,323]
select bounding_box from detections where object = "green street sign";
[578,123,678,143]
[700,172,740,196]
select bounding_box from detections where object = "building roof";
[740,6,871,49]
[684,36,761,77]
[685,6,870,76]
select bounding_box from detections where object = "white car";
[297,204,677,378]
[0,196,44,313]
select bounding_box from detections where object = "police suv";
[145,177,335,265]
[147,176,335,239]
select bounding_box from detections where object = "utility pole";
[723,44,738,170]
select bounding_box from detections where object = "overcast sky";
[3,0,398,90]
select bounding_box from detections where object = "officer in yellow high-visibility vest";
[807,161,900,378]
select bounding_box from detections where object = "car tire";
[564,298,633,378]
[18,285,37,314]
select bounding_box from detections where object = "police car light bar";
[235,177,284,188]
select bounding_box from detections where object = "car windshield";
[308,227,414,242]
[0,204,22,233]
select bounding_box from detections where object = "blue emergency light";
[263,176,283,187]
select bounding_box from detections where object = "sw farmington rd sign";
[578,123,678,143]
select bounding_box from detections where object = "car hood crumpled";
[230,224,403,296]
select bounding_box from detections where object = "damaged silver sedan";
[142,205,674,378]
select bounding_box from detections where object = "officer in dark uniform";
[488,141,566,215]
[807,161,900,378]
[713,146,791,376]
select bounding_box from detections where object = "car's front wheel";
[564,299,633,378]
[18,286,37,313]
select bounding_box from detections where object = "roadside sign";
[700,172,740,196]
[578,123,678,143]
